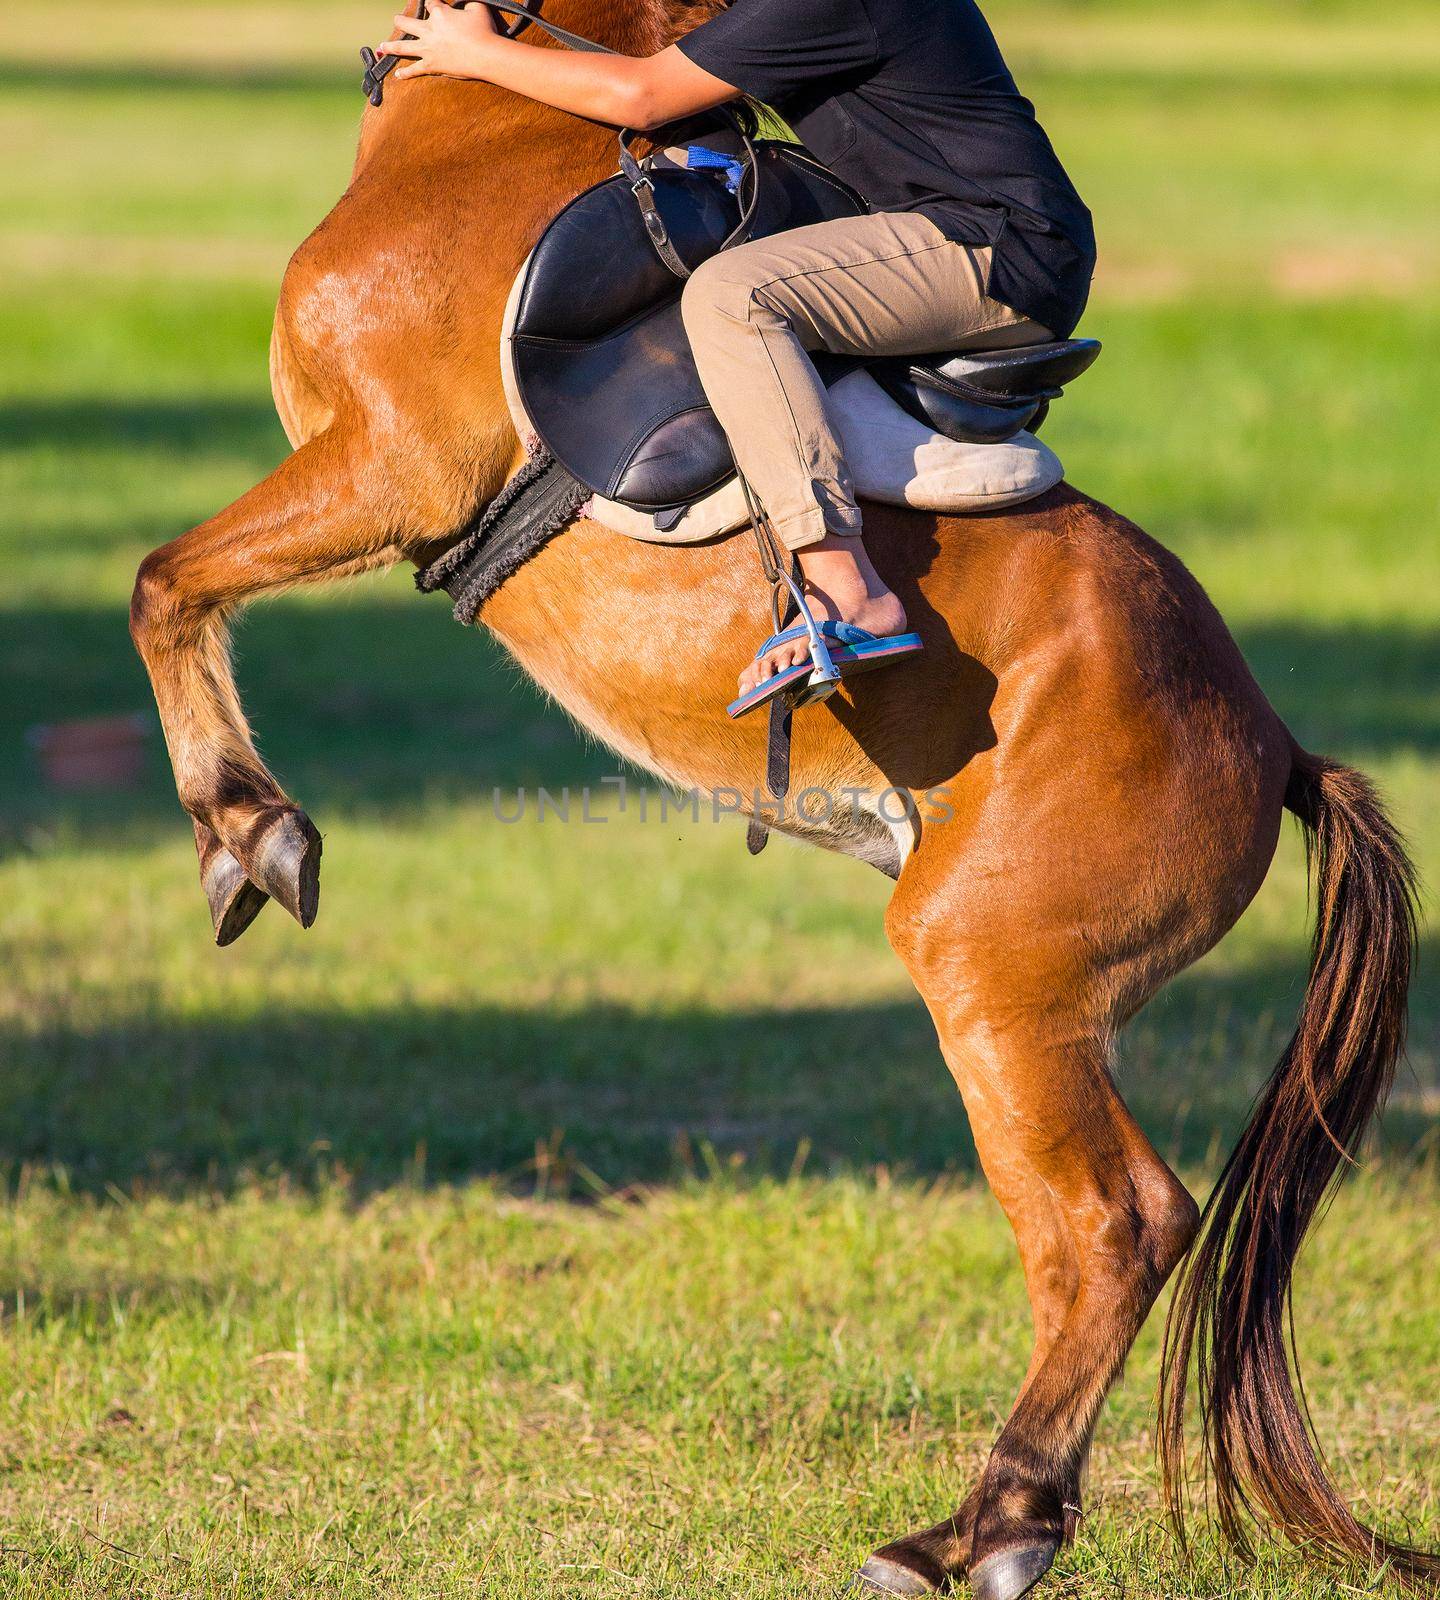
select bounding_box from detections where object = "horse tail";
[1159,749,1436,1585]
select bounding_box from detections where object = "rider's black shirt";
[677,0,1095,338]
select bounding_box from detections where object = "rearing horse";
[127,1,1434,1593]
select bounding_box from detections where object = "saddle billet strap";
[362,0,611,107]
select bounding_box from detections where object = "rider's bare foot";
[738,534,906,696]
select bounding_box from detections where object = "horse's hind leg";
[859,880,1200,1600]
[130,428,404,938]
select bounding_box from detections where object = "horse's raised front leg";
[130,428,409,941]
[859,865,1200,1600]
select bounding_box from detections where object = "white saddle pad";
[499,259,1064,547]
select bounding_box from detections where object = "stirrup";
[727,575,842,721]
[729,472,841,719]
[779,564,842,702]
[727,609,927,718]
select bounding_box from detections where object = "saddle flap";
[514,169,738,342]
[512,301,734,508]
[510,140,868,508]
[867,367,1045,444]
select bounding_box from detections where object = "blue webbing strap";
[685,145,746,196]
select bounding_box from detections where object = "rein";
[362,0,613,108]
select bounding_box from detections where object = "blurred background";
[2,1,1437,1593]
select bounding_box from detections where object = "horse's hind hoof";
[248,808,322,929]
[968,1542,1057,1600]
[196,821,269,946]
[852,1555,943,1595]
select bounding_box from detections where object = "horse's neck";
[559,0,730,51]
[665,0,732,40]
[542,0,669,54]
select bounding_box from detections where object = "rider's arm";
[377,3,739,130]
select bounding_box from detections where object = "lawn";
[1,0,1437,1594]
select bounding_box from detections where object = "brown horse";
[127,1,1434,1593]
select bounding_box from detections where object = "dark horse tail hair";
[1159,750,1437,1588]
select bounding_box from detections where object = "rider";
[379,0,1095,707]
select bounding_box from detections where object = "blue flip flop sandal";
[727,620,924,719]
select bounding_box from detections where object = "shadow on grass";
[2,955,1433,1197]
[16,59,1438,103]
[1,599,624,844]
[11,63,357,97]
[0,396,288,458]
[3,594,1437,849]
[1236,619,1440,760]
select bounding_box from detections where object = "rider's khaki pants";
[680,211,1048,550]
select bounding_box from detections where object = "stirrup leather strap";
[616,112,763,281]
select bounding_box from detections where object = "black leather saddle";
[509,134,1100,515]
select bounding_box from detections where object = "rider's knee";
[680,253,775,340]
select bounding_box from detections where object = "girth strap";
[415,450,589,624]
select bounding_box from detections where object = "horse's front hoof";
[195,820,269,945]
[852,1554,944,1595]
[247,808,323,929]
[967,1542,1057,1600]
[204,848,270,946]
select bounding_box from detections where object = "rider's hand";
[378,0,499,81]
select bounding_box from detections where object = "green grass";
[2,1175,1436,1598]
[1,0,1437,1593]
